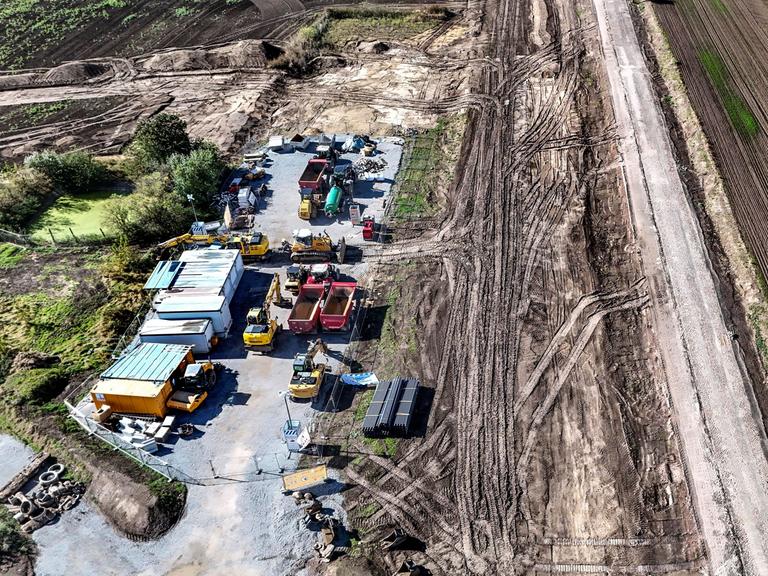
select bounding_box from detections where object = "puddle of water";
[0,434,34,487]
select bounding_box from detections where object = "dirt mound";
[11,352,60,372]
[87,470,185,539]
[41,61,111,85]
[358,41,390,54]
[141,40,279,72]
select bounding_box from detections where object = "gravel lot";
[32,138,402,575]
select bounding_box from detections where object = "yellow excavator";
[243,273,290,353]
[158,228,270,261]
[282,229,346,264]
[288,338,329,399]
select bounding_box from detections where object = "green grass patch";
[357,502,380,518]
[0,244,24,269]
[363,436,399,458]
[324,7,445,48]
[699,50,759,137]
[395,116,464,220]
[29,189,126,242]
[710,0,728,13]
[354,389,374,421]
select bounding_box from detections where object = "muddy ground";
[328,0,711,573]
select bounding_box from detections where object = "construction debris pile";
[292,491,349,563]
[353,156,388,177]
[5,464,84,534]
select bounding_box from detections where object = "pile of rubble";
[5,464,85,533]
[353,156,388,176]
[292,491,348,563]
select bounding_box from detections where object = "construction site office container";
[91,378,173,418]
[139,318,215,354]
[91,343,194,418]
[154,295,232,335]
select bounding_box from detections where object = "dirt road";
[594,0,768,570]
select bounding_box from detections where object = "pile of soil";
[11,352,60,372]
[141,40,282,73]
[41,62,112,85]
[87,470,185,539]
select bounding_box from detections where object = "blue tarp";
[341,372,379,387]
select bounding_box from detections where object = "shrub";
[25,151,108,194]
[103,172,192,244]
[0,506,33,559]
[0,167,53,231]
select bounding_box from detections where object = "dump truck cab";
[285,265,309,295]
[307,263,339,288]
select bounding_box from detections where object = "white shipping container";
[139,318,215,354]
[154,295,232,336]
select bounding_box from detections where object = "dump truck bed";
[288,284,325,333]
[320,282,356,330]
[298,159,328,190]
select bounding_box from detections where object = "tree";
[25,151,107,194]
[168,144,224,213]
[103,172,192,244]
[128,113,191,174]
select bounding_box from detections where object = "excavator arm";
[157,233,193,249]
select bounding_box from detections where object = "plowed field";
[652,0,768,281]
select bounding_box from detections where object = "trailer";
[288,284,325,334]
[320,282,356,330]
[154,295,232,336]
[139,318,215,354]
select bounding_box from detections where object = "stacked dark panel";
[362,377,420,437]
[362,379,391,435]
[392,378,419,434]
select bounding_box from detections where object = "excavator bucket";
[380,528,408,551]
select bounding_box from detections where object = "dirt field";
[334,0,715,572]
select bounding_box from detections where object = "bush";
[25,151,108,194]
[4,367,69,405]
[127,113,191,175]
[0,167,53,231]
[0,506,32,559]
[168,144,224,214]
[103,172,192,244]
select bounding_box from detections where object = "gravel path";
[593,0,768,571]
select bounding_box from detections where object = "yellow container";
[91,378,173,418]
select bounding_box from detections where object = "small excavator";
[243,273,291,353]
[288,339,329,399]
[282,229,346,264]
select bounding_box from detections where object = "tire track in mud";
[346,0,704,571]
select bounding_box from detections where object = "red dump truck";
[288,284,325,334]
[320,282,356,330]
[298,159,329,191]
